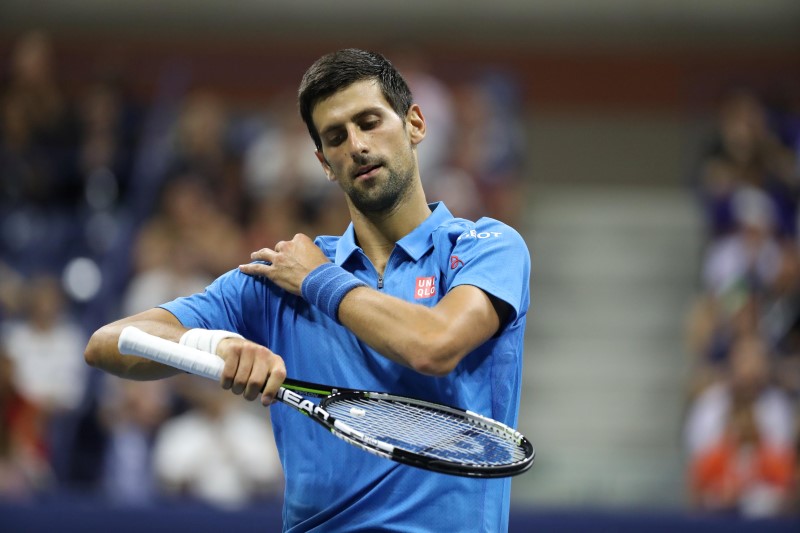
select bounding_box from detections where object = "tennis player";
[85,48,530,532]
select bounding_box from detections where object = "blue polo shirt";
[161,202,530,532]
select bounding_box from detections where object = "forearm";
[337,285,498,376]
[84,308,187,380]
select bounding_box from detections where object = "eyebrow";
[319,107,385,138]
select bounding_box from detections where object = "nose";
[346,126,369,156]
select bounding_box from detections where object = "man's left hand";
[239,233,329,295]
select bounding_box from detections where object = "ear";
[315,150,336,182]
[406,104,426,146]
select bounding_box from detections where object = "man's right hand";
[216,337,287,405]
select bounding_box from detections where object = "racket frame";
[278,378,534,477]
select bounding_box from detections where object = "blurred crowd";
[0,32,526,507]
[684,88,800,516]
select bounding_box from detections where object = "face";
[312,79,425,215]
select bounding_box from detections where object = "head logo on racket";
[278,388,330,421]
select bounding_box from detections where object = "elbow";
[84,325,113,370]
[410,359,456,377]
[405,336,461,377]
[83,332,102,369]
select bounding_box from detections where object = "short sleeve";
[435,218,531,323]
[159,267,271,342]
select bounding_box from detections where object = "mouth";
[353,164,382,180]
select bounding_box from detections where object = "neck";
[348,184,431,273]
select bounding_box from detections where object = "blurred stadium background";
[1,1,799,531]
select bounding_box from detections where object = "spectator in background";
[1,30,78,200]
[2,275,87,414]
[76,73,141,257]
[685,186,800,394]
[151,376,282,509]
[122,175,243,319]
[122,228,215,318]
[3,31,72,146]
[702,187,784,306]
[77,75,138,207]
[391,47,456,184]
[685,85,800,518]
[97,376,172,506]
[242,92,349,246]
[166,90,242,216]
[0,31,83,275]
[684,334,796,516]
[413,72,485,222]
[0,88,56,208]
[242,195,304,264]
[450,76,526,225]
[391,52,486,222]
[243,92,334,204]
[131,176,245,281]
[1,275,88,484]
[0,346,51,499]
[0,261,24,319]
[698,88,798,240]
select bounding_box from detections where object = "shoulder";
[434,216,527,253]
[457,217,526,247]
[432,215,531,317]
[208,266,270,296]
[160,267,270,324]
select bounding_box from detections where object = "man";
[85,49,530,532]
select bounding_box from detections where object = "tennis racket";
[118,326,535,478]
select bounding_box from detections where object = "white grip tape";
[118,326,224,381]
[179,328,244,355]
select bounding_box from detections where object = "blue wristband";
[301,263,366,323]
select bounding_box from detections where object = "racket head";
[319,390,535,478]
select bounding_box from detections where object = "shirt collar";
[334,202,453,264]
[334,224,360,265]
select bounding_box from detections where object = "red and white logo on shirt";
[415,276,436,299]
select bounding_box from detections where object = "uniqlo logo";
[415,276,436,299]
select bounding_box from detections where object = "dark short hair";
[298,49,413,150]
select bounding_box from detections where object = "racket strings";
[325,397,527,466]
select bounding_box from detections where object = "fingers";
[238,262,269,277]
[231,349,254,396]
[244,353,269,401]
[249,234,310,261]
[238,247,275,277]
[249,247,276,262]
[220,344,241,391]
[261,360,286,406]
[217,339,285,404]
[240,235,325,295]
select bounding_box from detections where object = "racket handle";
[118,326,224,381]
